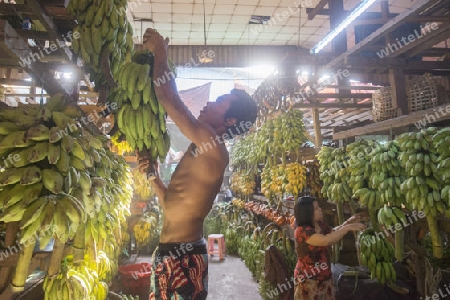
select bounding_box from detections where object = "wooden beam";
[386,23,450,58]
[342,57,450,70]
[324,85,383,90]
[333,102,450,140]
[293,102,372,109]
[352,16,450,26]
[0,3,33,16]
[321,0,443,70]
[15,29,51,40]
[306,8,397,19]
[389,68,408,116]
[420,48,450,57]
[24,0,73,62]
[296,93,373,99]
[0,20,67,95]
[0,78,34,86]
[308,0,329,20]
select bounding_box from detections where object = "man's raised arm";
[143,29,213,146]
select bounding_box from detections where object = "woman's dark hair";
[224,88,257,138]
[294,196,316,227]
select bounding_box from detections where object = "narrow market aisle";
[208,255,263,300]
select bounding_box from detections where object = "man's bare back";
[159,142,229,243]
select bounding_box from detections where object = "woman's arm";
[307,223,366,247]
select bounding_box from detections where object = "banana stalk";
[11,240,36,292]
[426,215,443,258]
[73,223,86,261]
[47,238,66,277]
[394,229,405,262]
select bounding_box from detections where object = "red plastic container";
[119,263,152,296]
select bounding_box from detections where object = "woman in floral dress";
[293,196,366,299]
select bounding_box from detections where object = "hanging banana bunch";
[67,0,134,103]
[397,127,444,258]
[111,50,172,164]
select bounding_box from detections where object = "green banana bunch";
[433,127,450,218]
[397,127,444,258]
[67,0,134,98]
[114,50,171,163]
[358,229,397,285]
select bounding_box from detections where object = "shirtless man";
[139,28,257,300]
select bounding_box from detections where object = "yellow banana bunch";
[43,257,108,300]
[305,160,322,198]
[358,230,396,285]
[231,198,246,209]
[111,130,133,155]
[260,165,284,204]
[230,171,256,196]
[132,167,155,200]
[283,162,306,198]
[133,213,158,248]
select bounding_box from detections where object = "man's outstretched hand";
[136,149,158,180]
[143,28,170,56]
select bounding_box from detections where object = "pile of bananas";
[43,258,109,300]
[433,127,450,218]
[359,230,397,285]
[377,205,407,261]
[370,141,405,207]
[231,198,246,209]
[133,212,158,248]
[305,160,322,198]
[397,127,445,258]
[230,171,256,196]
[67,0,134,97]
[113,50,171,162]
[132,167,155,200]
[283,162,306,198]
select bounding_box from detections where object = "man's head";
[198,88,257,138]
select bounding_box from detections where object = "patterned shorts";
[150,239,208,300]
[294,278,335,300]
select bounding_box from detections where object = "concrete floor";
[208,254,263,300]
[119,252,263,300]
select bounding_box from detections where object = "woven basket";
[407,74,446,113]
[372,87,398,122]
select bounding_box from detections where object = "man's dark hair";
[294,196,316,227]
[224,88,257,138]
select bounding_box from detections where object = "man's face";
[198,94,238,126]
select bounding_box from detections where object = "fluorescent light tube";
[310,0,378,54]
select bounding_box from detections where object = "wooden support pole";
[0,222,20,294]
[312,108,322,149]
[389,68,408,116]
[307,0,329,20]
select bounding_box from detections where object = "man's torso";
[160,142,228,243]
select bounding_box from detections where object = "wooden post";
[312,108,322,149]
[0,222,19,294]
[328,0,350,90]
[389,68,408,115]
